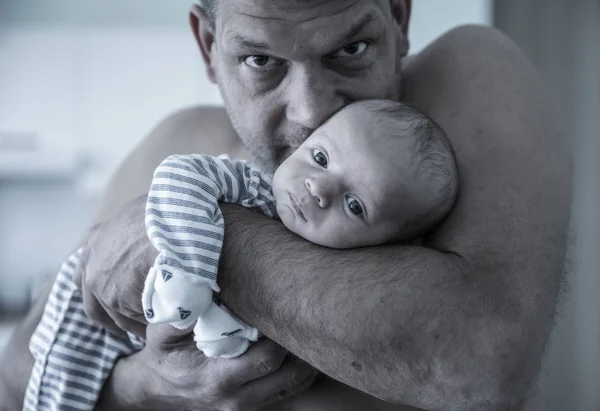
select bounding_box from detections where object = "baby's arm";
[142,154,278,355]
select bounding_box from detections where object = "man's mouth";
[289,193,307,222]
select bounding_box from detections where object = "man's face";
[194,0,410,172]
[271,105,417,249]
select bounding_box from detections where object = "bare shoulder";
[416,24,525,61]
[429,23,518,52]
[144,105,239,153]
[408,25,572,395]
[403,24,571,283]
[403,24,546,109]
[94,104,244,219]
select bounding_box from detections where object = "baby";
[23,99,460,411]
[142,99,459,358]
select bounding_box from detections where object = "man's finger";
[146,322,196,348]
[222,338,288,386]
[239,358,318,408]
[79,278,126,337]
[80,277,146,339]
[254,372,318,410]
[105,308,147,340]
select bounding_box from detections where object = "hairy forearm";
[218,206,519,410]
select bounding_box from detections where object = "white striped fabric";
[24,154,280,408]
[24,250,139,411]
[142,155,277,354]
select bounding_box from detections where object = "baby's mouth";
[289,193,307,222]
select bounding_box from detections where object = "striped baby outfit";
[143,154,278,357]
[25,155,279,410]
[24,250,141,411]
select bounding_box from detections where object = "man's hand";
[73,194,153,338]
[101,324,318,411]
[74,194,317,410]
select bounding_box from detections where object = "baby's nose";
[304,177,330,208]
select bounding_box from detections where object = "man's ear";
[390,0,411,57]
[190,4,217,84]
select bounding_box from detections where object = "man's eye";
[312,149,328,168]
[333,41,369,58]
[243,55,280,69]
[346,195,364,216]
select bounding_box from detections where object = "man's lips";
[289,193,307,222]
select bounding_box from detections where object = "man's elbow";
[441,323,537,411]
[396,319,538,411]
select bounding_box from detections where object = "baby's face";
[272,105,419,249]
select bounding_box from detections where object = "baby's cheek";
[324,226,365,249]
[277,208,302,236]
[312,229,351,249]
[289,223,324,246]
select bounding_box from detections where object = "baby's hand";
[194,300,260,358]
[141,264,214,329]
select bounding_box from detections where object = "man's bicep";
[412,25,571,282]
[390,26,571,402]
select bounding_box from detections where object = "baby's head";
[272,99,458,249]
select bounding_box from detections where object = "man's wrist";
[96,354,149,411]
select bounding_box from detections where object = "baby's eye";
[346,195,364,216]
[312,149,328,168]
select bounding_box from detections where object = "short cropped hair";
[198,0,218,28]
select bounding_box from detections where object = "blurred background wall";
[494,2,600,411]
[1,1,598,410]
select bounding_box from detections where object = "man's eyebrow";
[343,12,377,40]
[228,12,377,51]
[230,34,270,50]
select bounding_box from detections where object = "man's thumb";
[146,322,196,348]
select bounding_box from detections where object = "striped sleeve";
[24,250,140,411]
[142,154,278,328]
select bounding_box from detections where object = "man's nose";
[304,175,336,208]
[286,67,345,129]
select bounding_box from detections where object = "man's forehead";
[220,0,381,22]
[220,1,388,58]
[219,0,389,47]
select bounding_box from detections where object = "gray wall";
[0,0,188,27]
[495,1,600,411]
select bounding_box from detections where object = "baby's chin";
[301,230,379,250]
[276,205,319,244]
[276,204,297,230]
